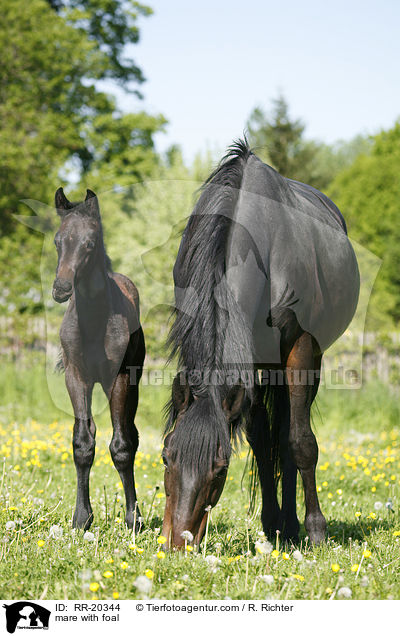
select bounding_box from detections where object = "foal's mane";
[166,138,255,447]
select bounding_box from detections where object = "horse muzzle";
[52,278,73,303]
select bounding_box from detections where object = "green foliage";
[0,0,164,321]
[48,0,153,91]
[328,122,400,328]
[247,94,371,191]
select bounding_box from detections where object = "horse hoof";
[305,513,326,545]
[73,509,93,530]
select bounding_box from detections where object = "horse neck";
[74,249,111,325]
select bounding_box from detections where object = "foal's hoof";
[73,508,94,531]
[305,513,326,545]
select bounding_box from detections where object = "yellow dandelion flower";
[136,547,144,554]
[89,582,99,592]
[156,493,165,499]
[157,551,166,559]
[355,511,362,518]
[325,587,333,595]
[157,536,167,544]
[336,489,342,495]
[186,545,193,552]
[363,550,372,559]
[103,571,113,578]
[145,569,154,579]
[113,592,119,599]
[271,550,279,558]
[331,563,340,573]
[37,540,45,547]
[128,543,136,551]
[371,486,377,492]
[367,512,376,520]
[282,552,290,560]
[120,562,128,570]
[351,564,359,572]
[105,557,114,564]
[392,530,400,537]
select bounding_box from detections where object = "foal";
[53,188,145,530]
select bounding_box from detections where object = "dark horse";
[162,140,359,547]
[53,188,145,530]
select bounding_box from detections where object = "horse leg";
[65,367,96,530]
[246,384,280,538]
[286,334,326,545]
[108,370,141,530]
[280,454,300,544]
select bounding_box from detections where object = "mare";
[161,139,359,547]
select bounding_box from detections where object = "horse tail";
[248,379,290,514]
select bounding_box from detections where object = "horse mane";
[166,138,255,445]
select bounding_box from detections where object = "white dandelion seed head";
[134,575,152,595]
[49,524,63,539]
[360,576,369,587]
[255,540,273,555]
[5,521,16,531]
[83,531,95,542]
[337,586,352,599]
[292,550,303,561]
[259,574,274,585]
[205,555,221,568]
[374,501,383,511]
[181,530,194,542]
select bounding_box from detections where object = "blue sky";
[116,0,400,162]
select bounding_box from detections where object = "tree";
[0,0,164,322]
[47,0,152,92]
[328,122,400,328]
[247,95,319,182]
[247,95,371,191]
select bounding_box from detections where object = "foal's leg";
[286,334,326,545]
[108,370,141,530]
[65,367,96,530]
[246,384,280,538]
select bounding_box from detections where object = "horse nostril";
[54,278,72,293]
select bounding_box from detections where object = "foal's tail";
[248,379,290,514]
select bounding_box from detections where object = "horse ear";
[172,372,192,413]
[55,187,70,216]
[85,189,99,217]
[222,385,246,422]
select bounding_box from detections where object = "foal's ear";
[222,385,246,422]
[55,187,70,216]
[85,189,100,217]
[172,372,193,413]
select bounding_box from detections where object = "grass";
[0,355,400,600]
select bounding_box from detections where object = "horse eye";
[86,240,95,250]
[162,453,168,468]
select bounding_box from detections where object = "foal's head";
[161,374,246,548]
[52,187,103,303]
